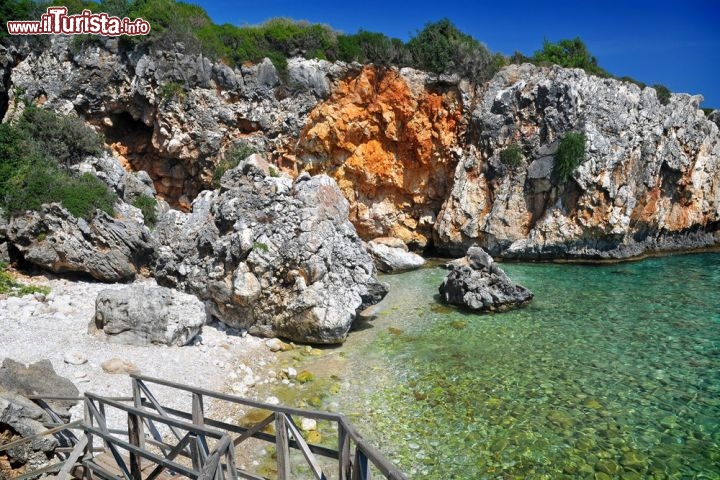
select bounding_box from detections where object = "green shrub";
[212,143,256,187]
[0,123,33,201]
[18,106,104,167]
[56,172,117,219]
[252,241,269,252]
[653,84,671,106]
[554,132,586,183]
[499,143,524,168]
[0,108,116,220]
[0,262,51,297]
[618,76,646,90]
[132,195,158,227]
[533,38,607,76]
[408,19,495,80]
[159,81,186,101]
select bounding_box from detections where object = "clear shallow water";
[336,254,720,479]
[271,253,720,479]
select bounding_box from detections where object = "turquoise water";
[327,254,720,479]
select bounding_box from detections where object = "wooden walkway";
[0,374,407,480]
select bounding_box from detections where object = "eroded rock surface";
[153,156,387,344]
[4,39,345,206]
[366,239,426,273]
[93,284,206,346]
[434,64,720,259]
[296,66,464,247]
[439,246,533,311]
[7,204,155,282]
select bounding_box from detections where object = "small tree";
[533,38,606,76]
[554,132,586,183]
[407,19,495,81]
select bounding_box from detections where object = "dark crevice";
[97,112,199,209]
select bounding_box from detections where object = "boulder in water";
[439,246,532,312]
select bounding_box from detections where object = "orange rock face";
[294,67,463,247]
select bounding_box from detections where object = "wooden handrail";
[131,374,343,421]
[131,374,409,480]
[0,420,83,453]
[85,392,226,439]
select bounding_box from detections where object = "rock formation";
[153,156,387,344]
[296,66,464,247]
[92,284,206,346]
[439,246,533,311]
[0,359,78,478]
[366,238,426,273]
[2,38,343,207]
[6,203,155,282]
[2,37,719,270]
[434,64,720,259]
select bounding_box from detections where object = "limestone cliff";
[2,38,719,260]
[1,37,340,208]
[296,67,463,247]
[434,64,720,259]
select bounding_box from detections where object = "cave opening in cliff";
[100,112,198,209]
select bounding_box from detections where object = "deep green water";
[271,253,720,479]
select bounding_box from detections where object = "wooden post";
[338,423,351,480]
[83,397,94,479]
[274,413,290,480]
[190,393,204,470]
[352,449,369,480]
[132,379,146,450]
[128,412,142,480]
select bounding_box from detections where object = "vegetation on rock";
[0,1,680,96]
[499,143,524,169]
[0,262,50,297]
[532,37,607,76]
[212,143,256,188]
[653,84,671,106]
[0,107,116,219]
[554,132,586,183]
[132,195,158,227]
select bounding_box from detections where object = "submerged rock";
[366,238,426,273]
[92,284,206,346]
[153,157,387,344]
[438,246,532,312]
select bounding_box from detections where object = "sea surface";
[271,253,720,479]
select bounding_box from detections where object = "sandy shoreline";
[0,270,281,429]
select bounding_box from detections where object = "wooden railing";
[129,374,407,480]
[1,375,407,480]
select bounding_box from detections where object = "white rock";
[64,352,88,365]
[265,396,280,405]
[300,418,317,431]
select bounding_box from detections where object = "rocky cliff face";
[434,64,720,259]
[296,66,464,247]
[2,38,718,260]
[1,37,341,208]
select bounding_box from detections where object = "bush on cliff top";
[532,37,607,77]
[0,107,116,220]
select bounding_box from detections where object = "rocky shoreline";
[0,271,280,424]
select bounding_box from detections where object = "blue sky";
[193,0,720,108]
